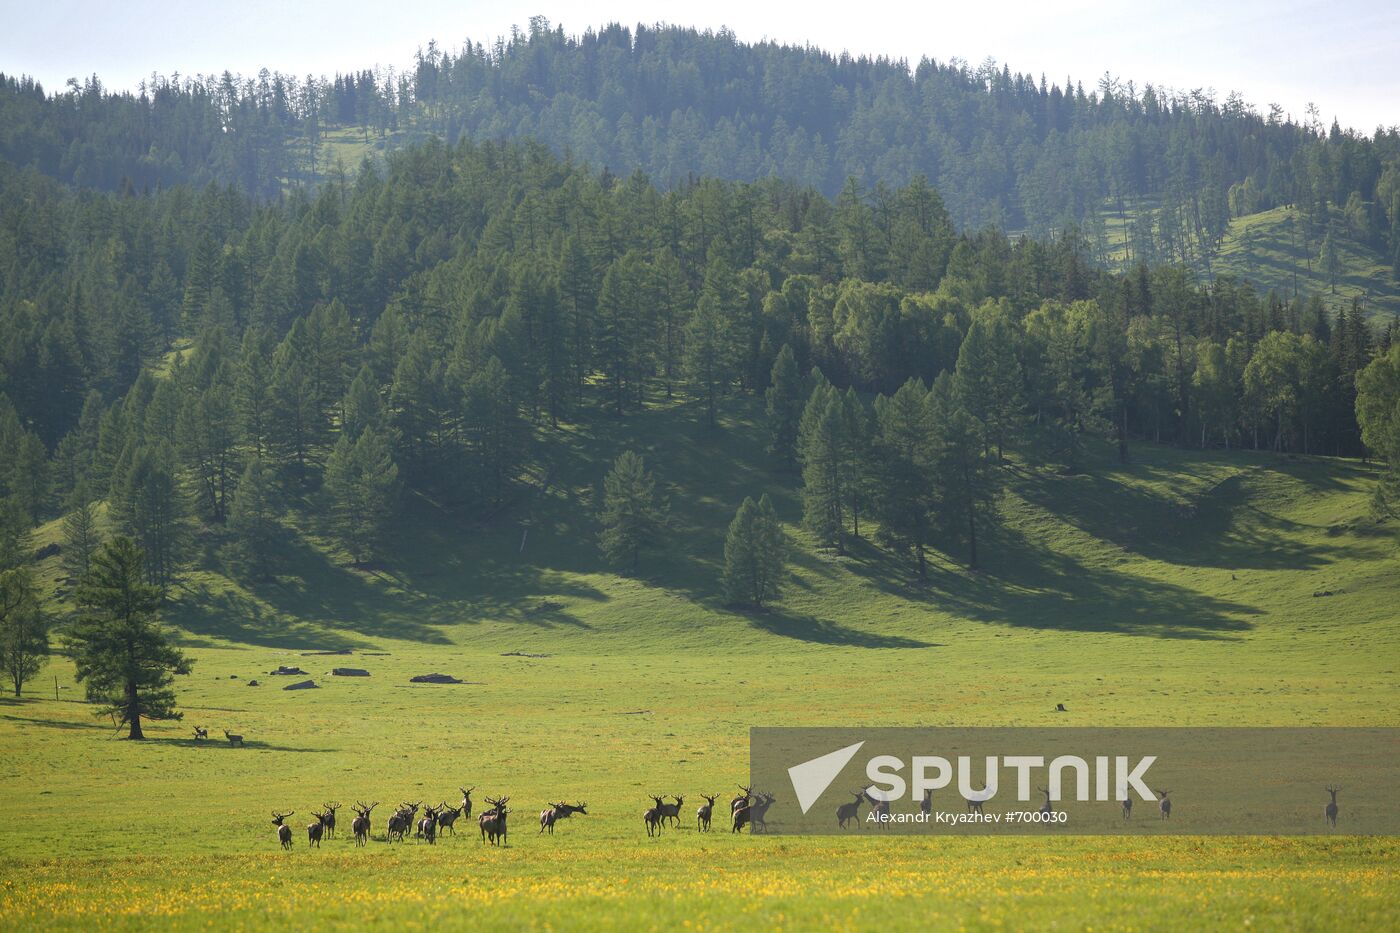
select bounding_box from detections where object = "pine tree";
[108,444,183,588]
[929,374,1002,569]
[226,457,280,580]
[722,494,786,607]
[323,426,399,564]
[953,312,1025,462]
[685,293,732,427]
[597,451,667,574]
[799,393,847,552]
[68,537,192,739]
[765,345,803,470]
[60,482,102,583]
[342,364,386,439]
[0,568,48,697]
[872,379,937,577]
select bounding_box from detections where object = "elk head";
[271,810,294,825]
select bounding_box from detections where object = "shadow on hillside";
[2,713,110,731]
[1014,460,1368,571]
[739,607,937,648]
[154,738,334,753]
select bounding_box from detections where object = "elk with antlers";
[223,730,243,747]
[307,810,328,848]
[436,802,464,836]
[192,726,208,740]
[417,804,441,844]
[539,801,587,835]
[731,786,752,814]
[460,787,475,821]
[479,796,510,846]
[387,802,419,842]
[837,791,865,828]
[1325,786,1341,828]
[271,811,295,849]
[644,795,666,837]
[697,794,718,832]
[749,791,776,833]
[351,802,377,846]
[658,794,684,828]
[861,787,889,827]
[321,802,342,839]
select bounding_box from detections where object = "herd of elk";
[730,791,775,833]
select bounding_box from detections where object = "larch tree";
[765,344,804,471]
[597,451,667,574]
[722,494,786,607]
[0,568,48,697]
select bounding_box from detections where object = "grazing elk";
[1038,787,1053,817]
[658,795,684,828]
[479,796,510,846]
[322,802,342,839]
[861,787,890,826]
[1158,790,1172,820]
[271,811,294,850]
[418,804,442,844]
[460,787,475,821]
[223,730,243,747]
[731,786,752,814]
[539,802,587,835]
[644,795,666,837]
[1325,786,1341,828]
[837,791,865,829]
[351,802,377,846]
[192,726,208,740]
[307,810,328,847]
[436,802,464,836]
[697,794,718,832]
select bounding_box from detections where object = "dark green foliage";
[68,537,191,739]
[323,426,399,564]
[597,451,667,574]
[765,345,803,470]
[60,483,101,583]
[108,444,183,587]
[226,457,280,580]
[722,494,786,607]
[0,568,47,696]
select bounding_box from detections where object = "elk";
[697,794,718,832]
[658,794,684,828]
[436,802,464,836]
[307,810,328,847]
[1121,796,1133,820]
[748,791,776,833]
[1325,786,1341,828]
[192,726,208,740]
[417,804,440,844]
[644,795,666,837]
[351,802,377,846]
[223,730,243,747]
[731,803,751,833]
[920,789,933,816]
[965,796,985,814]
[1037,787,1053,816]
[322,802,342,839]
[271,811,294,849]
[837,791,865,828]
[731,785,753,814]
[1158,790,1172,820]
[388,802,419,842]
[460,787,475,821]
[861,787,890,826]
[479,795,510,846]
[539,801,587,835]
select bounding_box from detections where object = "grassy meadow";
[3,397,1399,929]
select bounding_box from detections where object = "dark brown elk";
[731,803,751,833]
[1121,796,1133,820]
[271,811,294,849]
[479,796,509,846]
[436,803,464,836]
[697,794,718,832]
[387,802,419,842]
[837,791,864,828]
[749,792,776,833]
[1158,790,1172,820]
[861,788,889,827]
[539,801,587,835]
[920,789,933,816]
[1326,786,1340,828]
[731,786,752,814]
[460,787,475,821]
[658,795,684,828]
[307,810,328,847]
[351,802,377,846]
[644,795,665,837]
[322,802,342,839]
[417,804,441,844]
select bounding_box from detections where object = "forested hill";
[3,19,1400,279]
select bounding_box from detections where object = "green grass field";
[3,397,1399,929]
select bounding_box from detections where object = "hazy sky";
[2,0,1397,132]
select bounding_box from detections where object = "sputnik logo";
[788,741,865,814]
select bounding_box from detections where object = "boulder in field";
[410,673,463,684]
[332,668,370,677]
[270,666,308,675]
[283,679,318,691]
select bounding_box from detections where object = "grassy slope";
[3,395,1399,929]
[1101,201,1400,321]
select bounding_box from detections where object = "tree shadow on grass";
[1,713,110,731]
[738,607,937,649]
[154,738,335,753]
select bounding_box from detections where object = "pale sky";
[2,0,1397,132]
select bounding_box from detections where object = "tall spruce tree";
[68,537,191,739]
[597,451,667,574]
[722,494,786,607]
[323,426,399,564]
[765,345,804,470]
[0,568,48,697]
[226,456,280,580]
